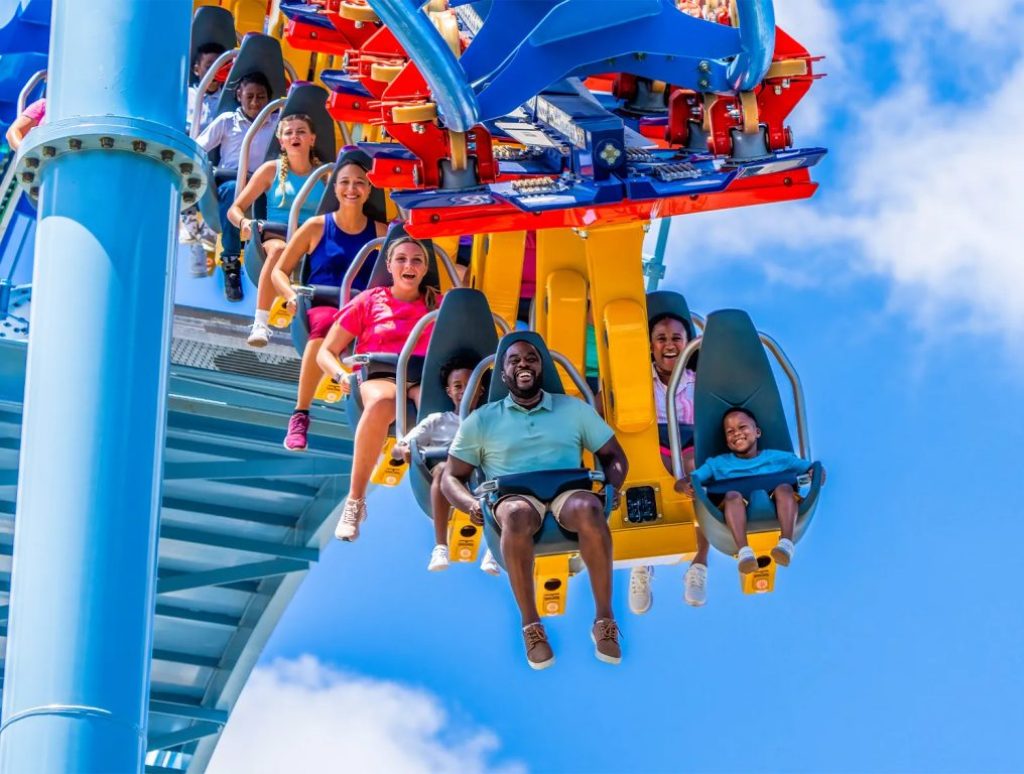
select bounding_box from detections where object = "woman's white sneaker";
[683,563,707,607]
[247,321,272,348]
[428,545,450,571]
[628,565,654,615]
[335,497,367,541]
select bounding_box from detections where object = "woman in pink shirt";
[6,98,46,151]
[316,235,440,537]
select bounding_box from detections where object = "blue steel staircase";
[0,307,354,772]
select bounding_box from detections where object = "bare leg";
[256,238,286,312]
[557,493,613,621]
[681,448,709,565]
[721,491,749,550]
[347,382,420,500]
[430,463,449,546]
[295,338,324,411]
[773,483,797,541]
[496,498,542,626]
[348,380,398,499]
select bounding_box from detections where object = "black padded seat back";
[366,222,441,294]
[646,290,696,340]
[417,289,499,420]
[190,6,236,76]
[215,33,288,117]
[692,309,792,467]
[489,330,564,403]
[407,289,499,521]
[262,83,336,166]
[319,148,389,223]
[647,288,699,370]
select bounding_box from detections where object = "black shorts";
[362,355,424,384]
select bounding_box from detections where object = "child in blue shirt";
[685,407,821,573]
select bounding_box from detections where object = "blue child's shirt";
[691,448,810,484]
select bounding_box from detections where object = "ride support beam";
[534,229,588,398]
[580,223,697,564]
[0,0,198,771]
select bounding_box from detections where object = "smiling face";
[502,341,543,401]
[334,163,371,211]
[651,316,689,379]
[723,410,761,457]
[386,240,428,293]
[277,116,316,160]
[238,82,269,120]
[445,367,473,409]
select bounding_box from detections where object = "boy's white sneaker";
[737,545,758,574]
[428,545,450,572]
[628,565,654,615]
[479,548,500,576]
[683,562,707,607]
[771,538,795,567]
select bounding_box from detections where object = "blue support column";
[0,0,194,770]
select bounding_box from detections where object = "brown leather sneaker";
[591,618,622,665]
[522,623,555,670]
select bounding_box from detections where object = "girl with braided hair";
[227,113,326,346]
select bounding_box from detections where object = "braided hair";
[275,113,320,207]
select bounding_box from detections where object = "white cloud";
[208,656,523,774]
[666,4,1024,339]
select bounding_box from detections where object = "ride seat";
[646,289,699,451]
[405,288,499,518]
[688,309,823,555]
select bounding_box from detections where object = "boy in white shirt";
[196,72,279,300]
[393,356,498,574]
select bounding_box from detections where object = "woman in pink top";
[316,235,440,538]
[6,98,46,151]
[630,312,710,616]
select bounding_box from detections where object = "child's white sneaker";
[737,545,758,574]
[771,538,795,567]
[479,548,500,576]
[428,545,449,572]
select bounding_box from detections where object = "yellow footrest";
[370,437,407,487]
[269,296,294,329]
[535,554,571,618]
[447,510,482,563]
[740,530,781,595]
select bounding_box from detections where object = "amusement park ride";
[0,0,825,770]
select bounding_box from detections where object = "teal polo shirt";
[449,391,615,478]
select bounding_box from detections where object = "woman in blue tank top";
[272,149,387,451]
[227,114,327,346]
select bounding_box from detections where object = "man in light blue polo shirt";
[443,340,628,670]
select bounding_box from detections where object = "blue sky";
[208,2,1024,771]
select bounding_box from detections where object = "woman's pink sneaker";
[284,412,310,451]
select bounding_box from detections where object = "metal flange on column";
[13,115,217,223]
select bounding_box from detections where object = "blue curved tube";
[367,0,480,132]
[727,0,776,91]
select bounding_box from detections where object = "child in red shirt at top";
[316,235,441,541]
